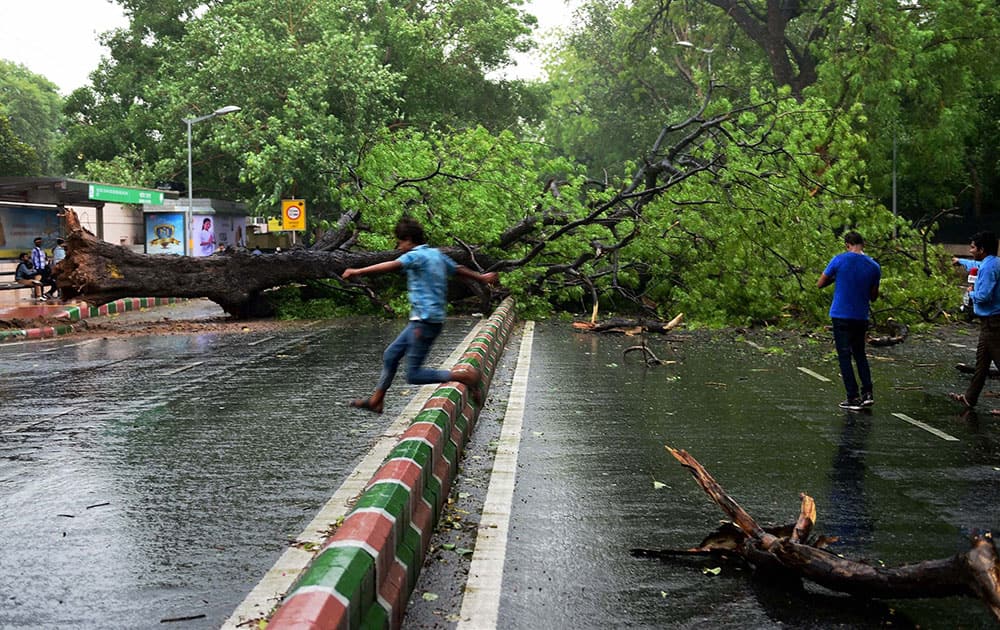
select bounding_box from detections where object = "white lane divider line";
[744,340,766,351]
[457,321,534,630]
[246,336,275,347]
[892,412,960,442]
[40,338,100,353]
[164,361,205,375]
[222,320,489,630]
[797,366,831,382]
[948,343,968,348]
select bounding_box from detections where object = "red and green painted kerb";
[0,297,184,343]
[267,297,517,630]
[57,297,184,322]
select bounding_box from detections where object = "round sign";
[286,205,301,220]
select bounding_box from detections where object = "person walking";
[817,231,881,411]
[949,231,1000,409]
[342,217,499,415]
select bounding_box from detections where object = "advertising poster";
[193,215,216,256]
[0,206,62,259]
[197,215,247,253]
[144,212,184,255]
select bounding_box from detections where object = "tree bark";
[55,209,491,318]
[665,447,1000,620]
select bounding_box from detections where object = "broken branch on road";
[638,447,1000,621]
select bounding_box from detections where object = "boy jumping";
[342,217,499,414]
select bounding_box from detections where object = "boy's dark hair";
[19,252,29,260]
[395,217,427,245]
[971,231,999,256]
[844,231,865,246]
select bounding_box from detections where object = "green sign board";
[88,184,164,205]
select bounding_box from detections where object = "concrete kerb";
[267,297,518,630]
[0,297,185,343]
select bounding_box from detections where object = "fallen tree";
[49,89,955,326]
[55,209,496,318]
[636,447,1000,621]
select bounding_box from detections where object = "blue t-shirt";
[398,244,457,322]
[971,255,1000,317]
[823,251,881,320]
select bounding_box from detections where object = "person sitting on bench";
[15,252,44,301]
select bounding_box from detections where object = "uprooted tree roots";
[634,447,1000,621]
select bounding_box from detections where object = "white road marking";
[797,366,831,382]
[948,343,968,348]
[41,339,100,352]
[222,320,489,630]
[891,412,960,442]
[246,336,275,347]
[164,361,205,375]
[457,321,534,630]
[744,340,766,351]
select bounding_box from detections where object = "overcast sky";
[0,0,580,95]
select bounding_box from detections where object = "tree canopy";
[0,60,62,175]
[16,0,999,326]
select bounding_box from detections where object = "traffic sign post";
[281,199,306,231]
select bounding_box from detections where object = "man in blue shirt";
[817,231,881,411]
[342,217,499,414]
[950,231,1000,409]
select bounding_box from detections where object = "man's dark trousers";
[832,317,871,400]
[965,315,1000,405]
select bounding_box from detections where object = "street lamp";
[184,105,241,256]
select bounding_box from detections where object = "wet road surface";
[0,309,481,629]
[2,308,999,629]
[490,323,999,629]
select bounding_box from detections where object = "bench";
[0,270,42,294]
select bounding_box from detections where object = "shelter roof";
[0,177,177,207]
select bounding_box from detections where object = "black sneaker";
[839,398,864,411]
[861,392,874,407]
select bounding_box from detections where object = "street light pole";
[183,105,241,256]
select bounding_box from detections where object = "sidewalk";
[0,297,220,343]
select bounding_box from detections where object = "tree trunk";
[55,209,489,318]
[663,447,1000,621]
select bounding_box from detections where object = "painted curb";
[0,297,185,343]
[267,297,518,630]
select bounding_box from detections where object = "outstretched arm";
[342,260,403,281]
[456,266,499,286]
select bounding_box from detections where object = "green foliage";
[0,114,40,176]
[60,0,544,223]
[0,60,62,174]
[339,105,952,327]
[36,0,968,330]
[809,0,1000,218]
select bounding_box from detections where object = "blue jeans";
[376,320,450,391]
[832,318,872,400]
